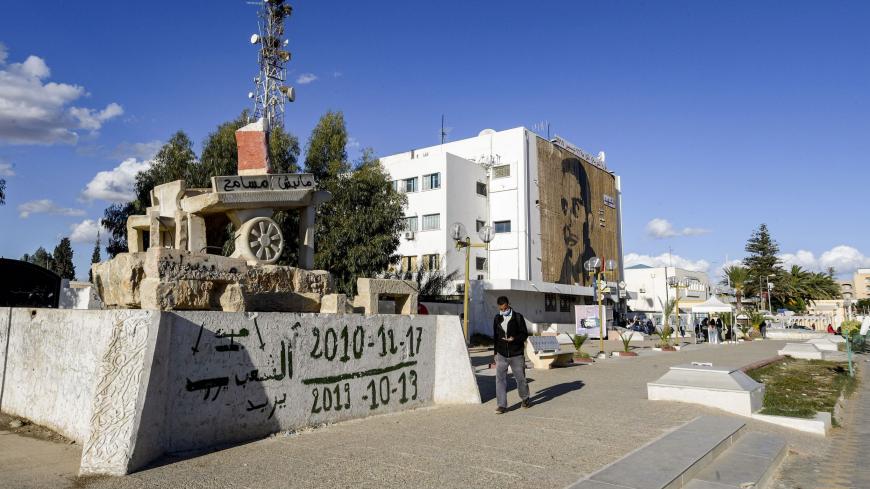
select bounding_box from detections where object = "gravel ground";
[0,340,829,489]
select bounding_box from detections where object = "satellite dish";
[283,39,289,46]
[280,85,295,102]
[250,34,261,44]
[478,128,496,136]
[247,92,254,99]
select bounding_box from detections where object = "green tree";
[314,147,406,295]
[304,111,349,184]
[743,224,782,300]
[53,237,76,280]
[720,265,749,310]
[89,231,101,282]
[22,247,55,272]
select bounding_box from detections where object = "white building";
[380,127,624,336]
[624,264,710,318]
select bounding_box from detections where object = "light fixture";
[605,258,617,272]
[477,225,494,244]
[584,257,601,273]
[449,222,467,242]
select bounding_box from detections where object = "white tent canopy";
[691,296,734,314]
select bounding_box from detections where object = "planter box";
[573,356,594,363]
[612,351,638,357]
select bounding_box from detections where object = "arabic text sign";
[213,173,316,193]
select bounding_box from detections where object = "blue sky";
[1,0,868,280]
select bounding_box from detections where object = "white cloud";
[296,73,318,84]
[80,157,153,202]
[69,219,107,243]
[779,245,870,276]
[646,218,710,239]
[18,199,85,218]
[624,252,710,272]
[69,103,124,131]
[0,42,123,144]
[112,140,162,160]
[0,160,13,176]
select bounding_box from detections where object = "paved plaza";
[3,339,860,488]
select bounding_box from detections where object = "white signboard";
[575,305,602,338]
[603,194,616,208]
[551,135,606,170]
[213,173,316,193]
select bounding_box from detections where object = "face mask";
[500,308,512,316]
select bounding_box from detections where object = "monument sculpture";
[92,119,339,313]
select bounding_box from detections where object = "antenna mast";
[247,0,295,130]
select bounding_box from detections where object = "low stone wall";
[0,308,153,443]
[0,308,479,476]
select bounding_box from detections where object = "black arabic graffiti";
[185,376,229,401]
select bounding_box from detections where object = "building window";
[476,220,486,232]
[400,255,418,272]
[494,220,511,233]
[391,180,399,192]
[403,177,418,193]
[422,173,441,190]
[422,213,440,231]
[422,254,440,271]
[559,295,573,313]
[403,216,418,232]
[476,182,487,196]
[476,257,487,271]
[492,164,510,179]
[544,293,557,312]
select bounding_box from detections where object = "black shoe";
[495,407,507,414]
[521,399,532,409]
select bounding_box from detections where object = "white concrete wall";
[0,308,148,443]
[0,308,478,475]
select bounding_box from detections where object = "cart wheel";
[238,217,284,263]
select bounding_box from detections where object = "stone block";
[355,278,418,315]
[240,292,321,313]
[92,252,147,308]
[320,293,348,314]
[144,248,247,283]
[777,342,824,360]
[140,278,214,310]
[647,363,764,416]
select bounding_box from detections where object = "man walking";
[493,296,531,414]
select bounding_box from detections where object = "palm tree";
[721,265,749,310]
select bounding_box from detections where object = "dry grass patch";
[747,357,858,421]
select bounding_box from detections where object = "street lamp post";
[667,276,691,345]
[766,274,775,313]
[584,257,617,357]
[450,222,494,344]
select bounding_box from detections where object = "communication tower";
[247,0,295,130]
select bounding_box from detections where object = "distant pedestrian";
[493,296,531,414]
[827,323,835,334]
[759,320,767,339]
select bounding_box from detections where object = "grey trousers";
[495,353,529,408]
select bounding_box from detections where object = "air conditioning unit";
[404,231,415,240]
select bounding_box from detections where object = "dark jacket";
[493,310,529,357]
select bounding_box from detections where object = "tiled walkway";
[772,354,869,489]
